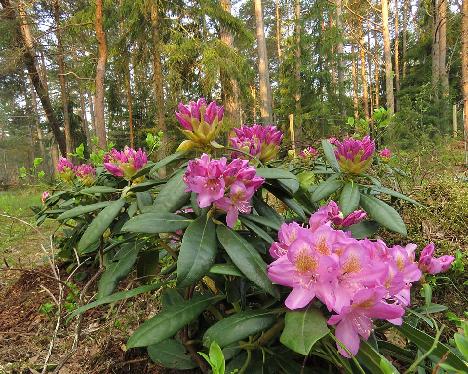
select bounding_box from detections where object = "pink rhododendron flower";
[75,164,96,186]
[229,124,283,163]
[57,157,75,181]
[299,146,318,159]
[328,288,405,357]
[379,148,392,159]
[104,147,148,179]
[183,154,264,227]
[41,191,50,204]
[175,98,224,151]
[333,136,376,174]
[418,243,454,274]
[267,202,432,357]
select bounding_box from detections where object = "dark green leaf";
[256,168,297,180]
[311,175,343,202]
[147,339,197,369]
[79,186,118,194]
[209,264,244,277]
[122,212,192,234]
[339,182,360,216]
[128,180,163,192]
[360,194,407,235]
[240,217,274,244]
[57,201,112,221]
[217,225,278,297]
[321,139,340,171]
[371,186,422,207]
[152,170,190,213]
[177,215,217,287]
[77,199,126,254]
[356,341,399,374]
[347,221,379,239]
[240,214,280,231]
[203,310,276,348]
[136,192,153,211]
[150,152,186,176]
[252,196,284,227]
[127,294,223,348]
[280,307,329,355]
[136,249,160,279]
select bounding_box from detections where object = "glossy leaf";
[256,167,297,180]
[127,294,223,348]
[240,213,280,231]
[209,264,244,277]
[77,199,126,254]
[177,214,217,287]
[79,186,118,194]
[371,186,422,207]
[122,212,192,234]
[311,175,343,202]
[217,225,277,297]
[152,170,190,213]
[136,192,152,211]
[321,139,340,171]
[150,151,186,176]
[203,310,276,348]
[147,339,197,369]
[356,341,399,374]
[280,307,329,355]
[240,217,274,244]
[57,201,111,221]
[360,194,407,235]
[339,182,360,216]
[252,196,284,227]
[347,221,379,239]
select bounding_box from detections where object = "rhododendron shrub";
[36,99,464,373]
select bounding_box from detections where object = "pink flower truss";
[229,124,283,163]
[75,164,96,186]
[41,191,50,204]
[176,98,224,130]
[299,146,319,159]
[418,243,455,275]
[333,136,376,174]
[57,157,74,173]
[266,201,447,357]
[183,154,264,227]
[104,147,148,179]
[379,148,392,159]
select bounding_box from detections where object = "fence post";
[289,113,296,157]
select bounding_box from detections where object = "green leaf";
[152,170,190,213]
[97,243,140,298]
[240,214,280,231]
[57,201,112,221]
[454,333,468,359]
[68,281,165,321]
[252,196,284,227]
[311,175,343,202]
[321,139,340,171]
[127,294,223,348]
[396,322,468,371]
[356,341,400,374]
[256,168,297,180]
[177,214,217,287]
[122,212,192,234]
[347,221,379,239]
[280,307,329,355]
[136,192,153,211]
[128,180,163,192]
[77,199,126,254]
[339,182,361,216]
[203,310,276,348]
[209,264,244,277]
[360,194,407,235]
[150,152,186,176]
[239,217,274,244]
[371,186,422,207]
[79,186,118,194]
[217,225,278,298]
[147,339,197,369]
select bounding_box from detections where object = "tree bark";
[381,0,395,114]
[394,0,400,110]
[88,91,96,140]
[367,25,374,113]
[254,0,273,122]
[275,0,282,60]
[462,0,468,164]
[402,0,409,79]
[374,28,380,109]
[80,91,90,149]
[0,0,66,156]
[124,57,135,148]
[28,75,46,163]
[336,0,345,114]
[351,45,360,119]
[439,0,449,96]
[53,0,73,154]
[359,24,370,120]
[294,0,302,138]
[432,0,441,93]
[220,0,241,130]
[94,0,107,149]
[150,1,167,161]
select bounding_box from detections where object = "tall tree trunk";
[220,0,241,130]
[374,28,380,108]
[336,0,345,115]
[439,0,449,97]
[367,25,374,113]
[382,0,395,114]
[359,25,370,120]
[294,0,302,138]
[254,0,273,122]
[28,75,46,163]
[124,57,135,148]
[94,0,107,149]
[275,0,282,60]
[432,0,441,94]
[0,0,66,155]
[394,0,400,99]
[80,90,90,149]
[150,1,167,161]
[351,45,360,119]
[462,0,468,165]
[88,91,96,139]
[53,0,73,154]
[402,0,409,79]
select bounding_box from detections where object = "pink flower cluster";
[104,147,148,179]
[299,146,318,159]
[183,154,264,227]
[229,125,283,163]
[333,136,376,174]
[379,147,392,159]
[267,202,453,357]
[418,243,454,274]
[56,158,95,185]
[41,191,50,204]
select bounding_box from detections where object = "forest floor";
[0,140,466,374]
